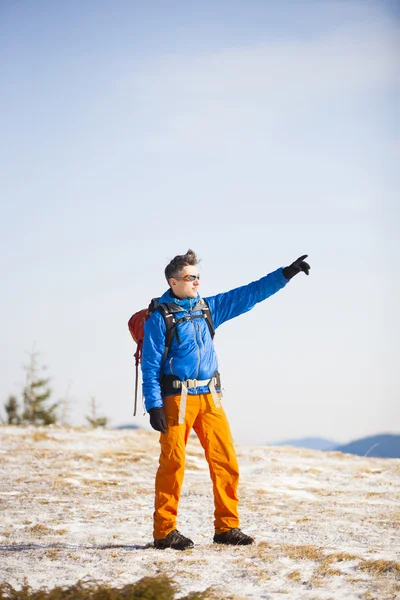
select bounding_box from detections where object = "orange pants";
[153,392,240,539]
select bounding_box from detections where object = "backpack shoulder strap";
[192,298,215,339]
[202,298,215,339]
[154,302,183,365]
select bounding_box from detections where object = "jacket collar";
[159,288,200,312]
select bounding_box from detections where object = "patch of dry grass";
[185,462,205,471]
[315,564,343,577]
[81,479,118,487]
[362,469,383,475]
[280,544,324,561]
[247,454,267,463]
[322,552,360,564]
[357,559,400,576]
[29,524,52,535]
[53,529,68,535]
[254,541,274,561]
[0,575,220,599]
[99,450,147,464]
[30,432,51,442]
[185,449,203,458]
[44,549,62,561]
[344,576,400,599]
[286,570,302,582]
[51,476,74,489]
[387,511,400,527]
[72,453,96,462]
[110,470,135,477]
[125,486,150,494]
[256,541,272,550]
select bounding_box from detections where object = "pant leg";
[153,393,199,539]
[192,393,240,534]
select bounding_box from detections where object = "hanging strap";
[133,343,142,416]
[134,362,139,416]
[208,377,222,408]
[178,382,188,425]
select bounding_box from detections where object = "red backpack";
[128,298,214,415]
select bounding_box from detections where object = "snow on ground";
[0,426,399,599]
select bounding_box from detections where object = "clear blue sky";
[1,0,399,444]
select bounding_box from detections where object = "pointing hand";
[282,255,311,280]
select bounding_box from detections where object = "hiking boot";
[154,529,194,550]
[213,528,254,546]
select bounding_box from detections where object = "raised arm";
[205,267,289,329]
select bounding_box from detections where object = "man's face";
[169,265,200,299]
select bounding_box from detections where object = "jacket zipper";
[169,357,174,375]
[191,320,201,378]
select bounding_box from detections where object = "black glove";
[149,407,167,434]
[282,255,311,280]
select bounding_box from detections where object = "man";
[142,250,310,550]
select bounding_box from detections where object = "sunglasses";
[177,274,200,282]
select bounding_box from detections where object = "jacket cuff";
[144,398,164,413]
[279,266,290,283]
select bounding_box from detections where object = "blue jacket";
[141,267,289,411]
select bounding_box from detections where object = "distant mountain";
[114,424,142,430]
[332,434,400,458]
[268,434,400,458]
[269,437,338,451]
